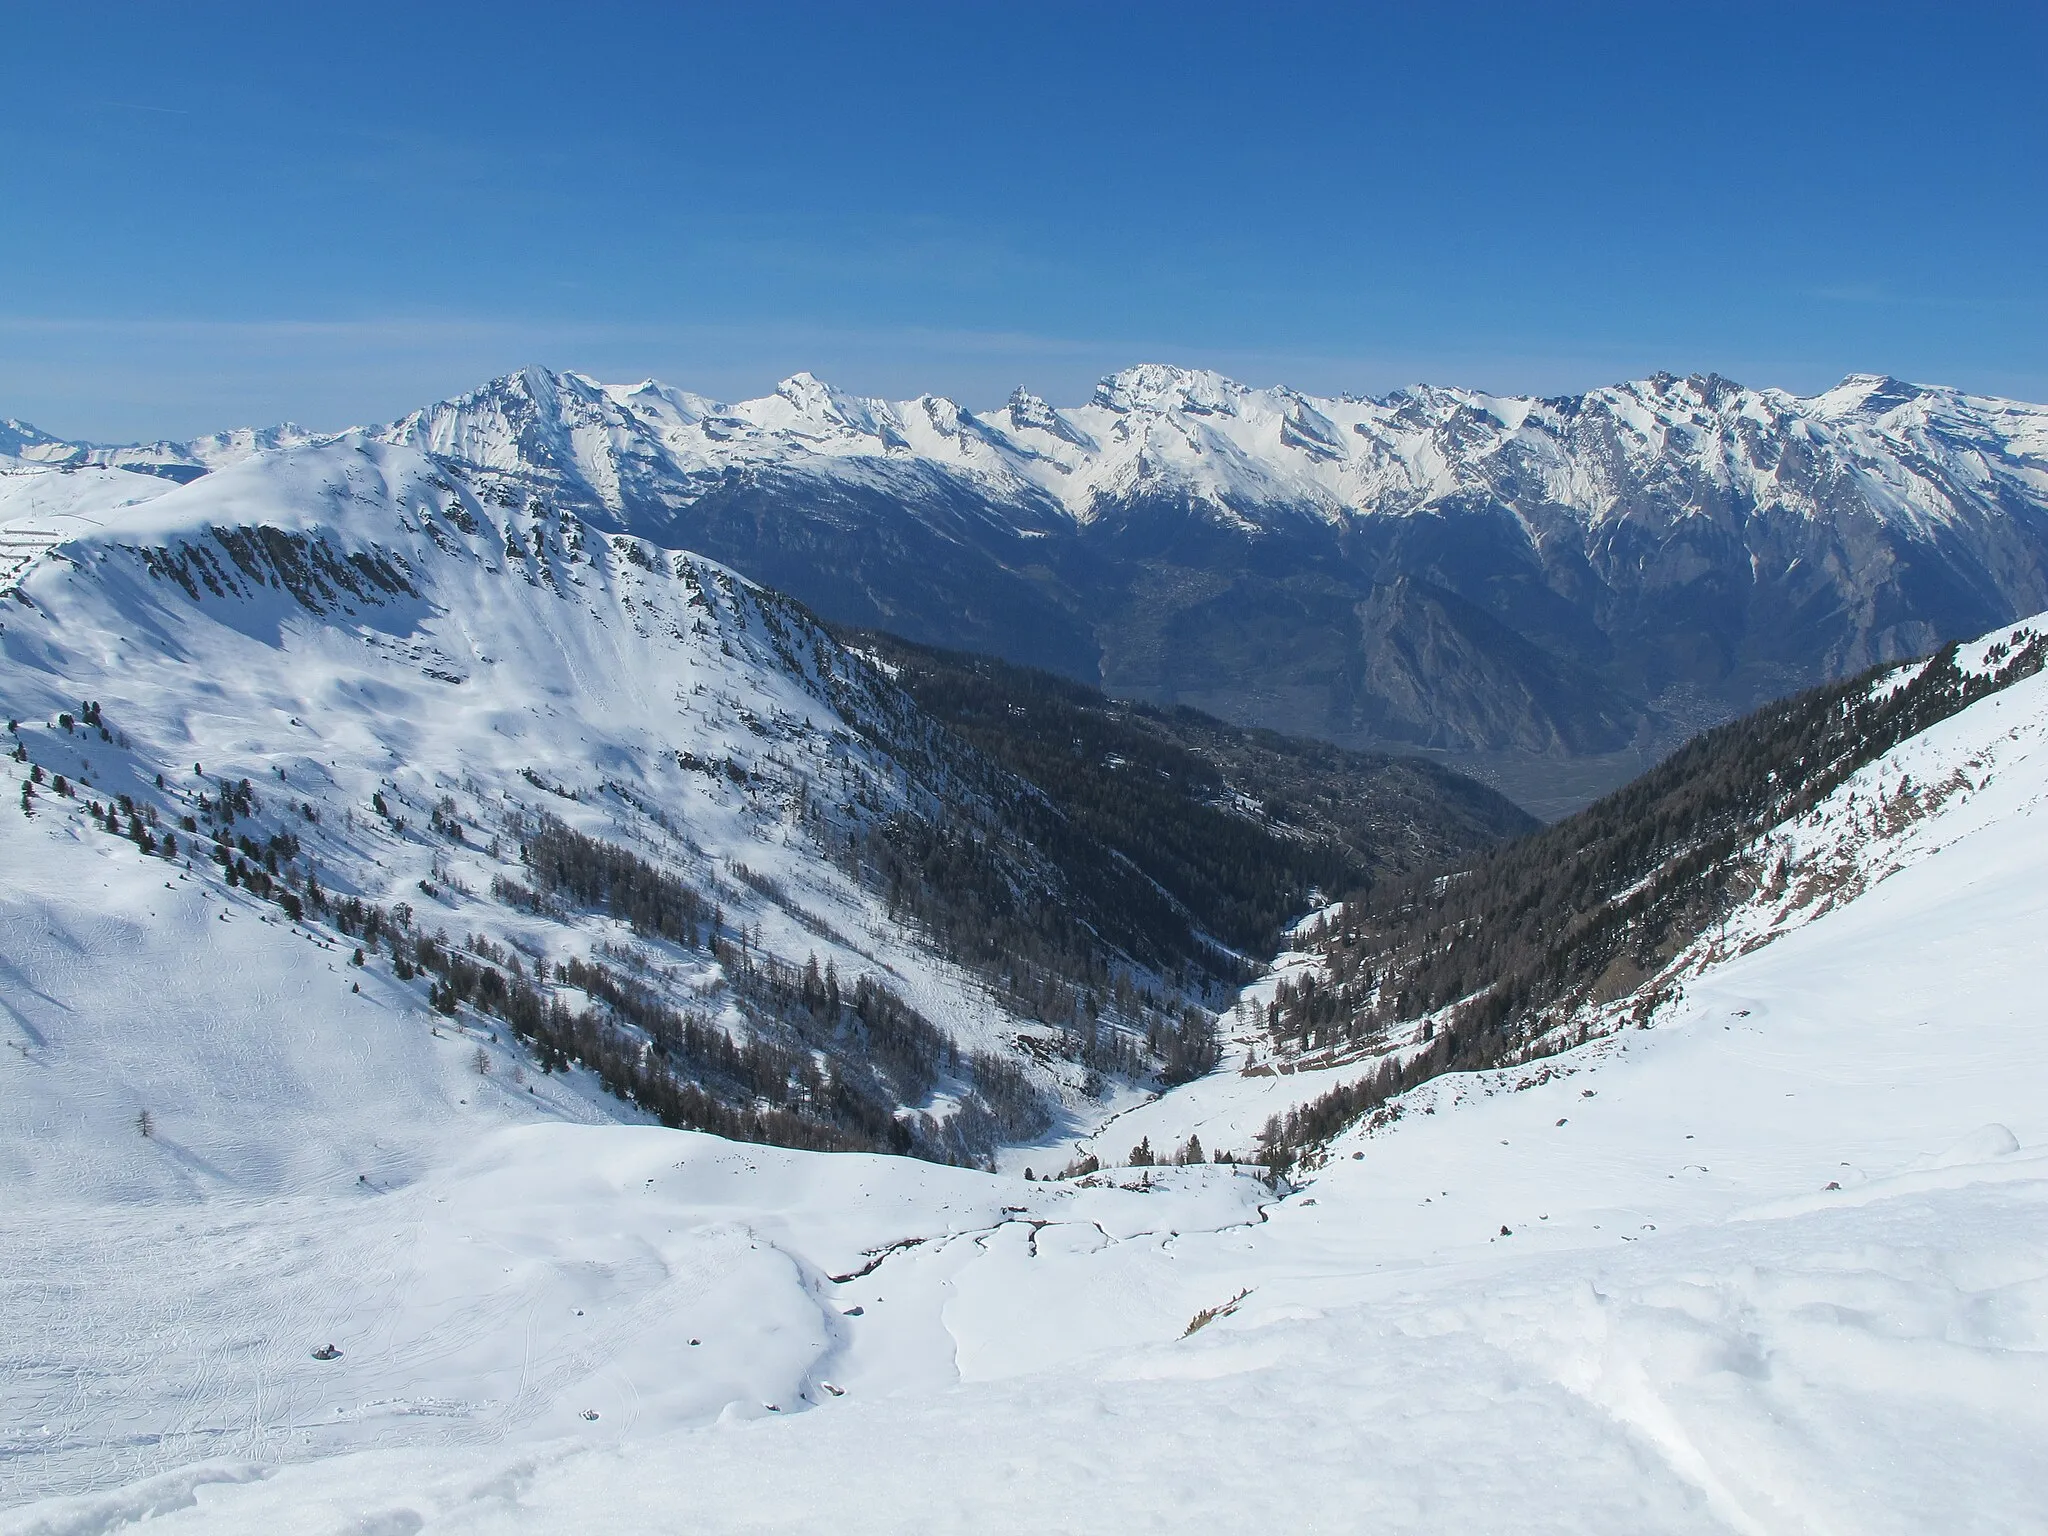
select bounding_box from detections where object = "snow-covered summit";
[13,363,2046,538]
[1,416,319,480]
[343,362,2048,538]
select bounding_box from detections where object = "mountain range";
[10,363,2048,814]
[0,431,1529,1176]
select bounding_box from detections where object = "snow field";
[9,674,2048,1528]
[0,758,1269,1504]
[12,1167,2044,1534]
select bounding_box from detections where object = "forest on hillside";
[842,628,1533,962]
[1254,626,2048,1171]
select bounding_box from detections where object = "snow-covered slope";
[0,775,1268,1499]
[0,467,187,595]
[0,433,1255,1176]
[5,592,2048,1528]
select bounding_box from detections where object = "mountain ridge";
[12,361,2048,808]
[0,434,1532,1170]
[18,362,2046,534]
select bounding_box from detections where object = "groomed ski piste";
[4,456,2047,1530]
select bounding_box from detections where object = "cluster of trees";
[842,629,1533,961]
[515,815,716,948]
[328,893,919,1156]
[197,775,261,827]
[704,940,951,1131]
[1126,1133,1213,1166]
[1257,1020,1497,1176]
[56,700,107,738]
[964,1051,1052,1141]
[679,612,1247,1098]
[10,731,185,862]
[429,795,467,842]
[1264,969,1375,1056]
[18,760,55,816]
[504,814,1068,1162]
[1056,1131,1237,1179]
[94,794,174,858]
[207,822,304,907]
[51,700,117,749]
[1148,1005,1222,1083]
[31,750,277,882]
[848,810,1218,1084]
[1258,627,2048,1169]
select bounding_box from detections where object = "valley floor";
[1415,743,1665,822]
[7,681,2048,1533]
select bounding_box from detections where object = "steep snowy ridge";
[24,363,2047,540]
[1194,606,2048,1208]
[0,433,1237,1171]
[358,363,2048,534]
[1654,611,2048,987]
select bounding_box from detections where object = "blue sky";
[4,2,2043,440]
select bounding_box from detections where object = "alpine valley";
[5,371,2048,1534]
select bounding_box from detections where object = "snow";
[24,358,2047,552]
[449,360,2048,541]
[0,469,182,594]
[0,435,1132,1146]
[6,576,2048,1528]
[1670,615,2048,971]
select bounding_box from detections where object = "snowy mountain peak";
[1005,386,1055,428]
[1092,363,1247,416]
[19,362,2048,542]
[1806,371,1938,420]
[773,369,842,413]
[602,377,713,425]
[0,416,73,456]
[770,371,897,439]
[0,413,322,480]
